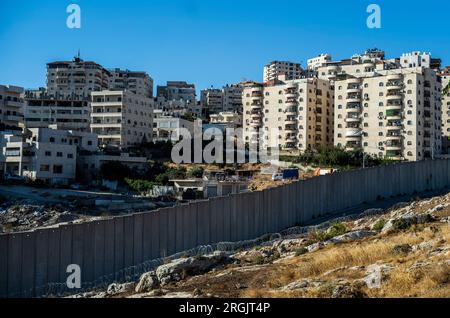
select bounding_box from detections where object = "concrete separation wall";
[1,159,450,297]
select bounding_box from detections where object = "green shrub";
[125,178,156,193]
[372,218,386,232]
[326,222,348,238]
[295,247,308,256]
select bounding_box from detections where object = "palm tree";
[444,82,450,96]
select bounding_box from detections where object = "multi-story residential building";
[263,61,303,83]
[157,81,196,105]
[201,88,224,115]
[24,88,90,131]
[439,67,450,153]
[152,109,194,142]
[46,56,111,100]
[90,90,153,148]
[243,75,334,152]
[0,85,25,129]
[108,69,153,97]
[334,67,442,161]
[1,127,97,185]
[223,84,243,113]
[307,54,332,71]
[400,52,441,70]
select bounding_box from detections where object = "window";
[45,151,51,157]
[57,152,63,157]
[67,154,73,159]
[49,137,55,143]
[53,165,63,174]
[40,165,50,172]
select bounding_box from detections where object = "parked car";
[4,173,26,181]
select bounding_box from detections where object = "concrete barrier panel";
[174,205,185,253]
[182,204,192,250]
[209,198,219,243]
[150,211,161,259]
[93,221,105,280]
[34,229,49,297]
[123,216,134,269]
[142,212,153,261]
[47,228,61,285]
[166,208,177,256]
[82,223,95,284]
[21,232,36,298]
[113,217,124,277]
[103,219,115,277]
[158,208,169,258]
[59,225,73,285]
[7,233,23,297]
[133,214,143,266]
[221,196,231,242]
[0,234,8,297]
[230,194,239,242]
[196,201,210,245]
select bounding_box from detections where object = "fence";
[1,159,450,297]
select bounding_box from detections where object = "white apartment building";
[243,76,334,152]
[0,85,25,129]
[46,56,111,100]
[24,89,90,131]
[440,68,450,135]
[109,69,154,97]
[400,52,441,70]
[90,90,153,148]
[334,68,442,161]
[152,109,194,142]
[307,54,332,71]
[1,128,97,185]
[263,61,303,83]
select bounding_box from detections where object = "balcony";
[285,99,298,107]
[386,110,402,120]
[386,92,403,100]
[347,78,361,85]
[386,74,403,81]
[5,100,23,108]
[346,95,361,103]
[345,113,360,123]
[386,81,404,90]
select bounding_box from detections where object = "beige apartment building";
[263,61,303,83]
[90,90,153,148]
[24,88,90,131]
[0,85,25,129]
[334,67,442,161]
[47,56,110,100]
[109,69,153,97]
[243,76,334,152]
[440,67,450,135]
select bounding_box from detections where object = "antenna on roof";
[74,49,82,62]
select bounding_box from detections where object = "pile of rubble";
[0,203,82,233]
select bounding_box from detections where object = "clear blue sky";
[0,0,449,93]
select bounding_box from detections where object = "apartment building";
[157,81,196,105]
[201,88,223,115]
[263,61,303,83]
[334,68,442,161]
[152,109,194,142]
[90,90,153,148]
[307,54,332,71]
[109,69,153,97]
[223,84,243,113]
[439,67,450,153]
[400,52,441,70]
[24,88,90,131]
[46,56,111,100]
[0,85,25,129]
[1,128,97,185]
[243,76,334,152]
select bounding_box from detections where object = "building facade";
[0,85,25,129]
[46,56,111,100]
[243,76,334,152]
[334,68,442,161]
[90,90,153,148]
[108,69,153,97]
[263,61,303,83]
[24,88,90,131]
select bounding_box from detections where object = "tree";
[100,161,131,181]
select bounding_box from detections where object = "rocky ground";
[77,190,450,298]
